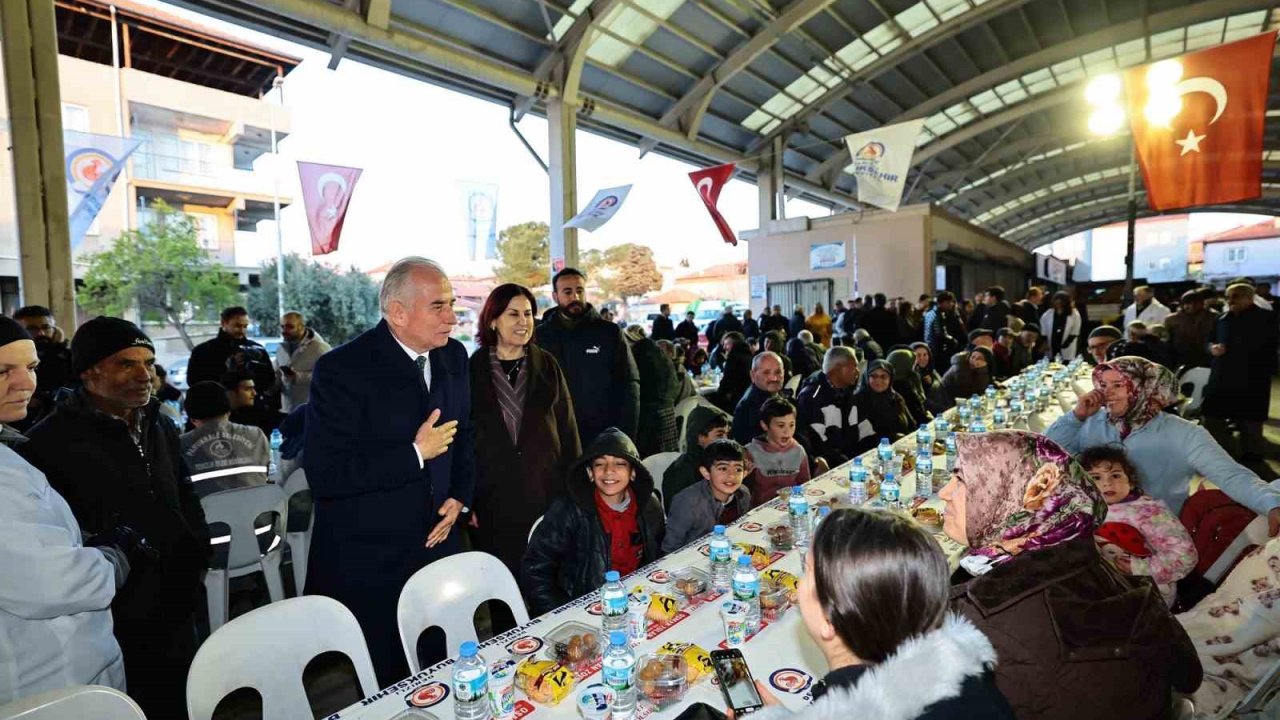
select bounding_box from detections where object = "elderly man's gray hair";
[752,351,782,371]
[379,256,447,315]
[798,330,814,343]
[823,346,857,373]
[852,328,870,342]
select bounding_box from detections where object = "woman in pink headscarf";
[939,430,1201,720]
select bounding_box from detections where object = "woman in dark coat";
[789,306,807,339]
[939,431,1201,720]
[853,359,913,440]
[710,342,753,414]
[786,337,820,380]
[626,325,679,456]
[886,348,932,427]
[469,283,581,582]
[930,346,992,413]
[910,341,943,392]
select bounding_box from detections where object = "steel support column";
[1,0,74,324]
[548,99,578,279]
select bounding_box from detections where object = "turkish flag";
[688,163,738,246]
[1126,32,1276,211]
[297,161,363,255]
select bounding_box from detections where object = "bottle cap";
[713,524,726,534]
[609,631,627,646]
[460,641,478,657]
[737,555,752,566]
[605,571,620,582]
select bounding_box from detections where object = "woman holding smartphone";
[729,509,1014,719]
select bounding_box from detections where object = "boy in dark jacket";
[523,428,665,615]
[662,405,730,510]
[662,439,751,553]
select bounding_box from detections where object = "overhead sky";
[135,1,830,277]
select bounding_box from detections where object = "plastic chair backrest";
[186,596,378,720]
[675,397,701,451]
[281,469,313,532]
[1177,367,1211,415]
[0,685,145,720]
[397,551,531,673]
[642,452,681,487]
[783,374,801,396]
[200,484,288,570]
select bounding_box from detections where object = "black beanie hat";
[71,316,155,375]
[184,381,231,421]
[0,317,32,348]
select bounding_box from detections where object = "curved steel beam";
[805,0,1276,182]
[1018,201,1280,249]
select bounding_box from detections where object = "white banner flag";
[842,118,927,212]
[564,184,631,231]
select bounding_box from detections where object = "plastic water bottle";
[934,415,949,435]
[452,641,491,720]
[993,407,1007,429]
[788,486,810,544]
[709,525,732,591]
[600,571,628,636]
[916,450,934,497]
[269,429,283,477]
[732,555,760,635]
[877,438,893,476]
[881,471,901,507]
[984,386,997,410]
[602,631,637,720]
[945,432,958,472]
[916,423,933,454]
[970,416,987,433]
[847,458,868,506]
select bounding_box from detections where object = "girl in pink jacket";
[1081,445,1198,605]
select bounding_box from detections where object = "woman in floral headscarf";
[939,430,1202,720]
[1046,355,1280,530]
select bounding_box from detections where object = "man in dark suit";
[651,303,675,342]
[304,257,474,685]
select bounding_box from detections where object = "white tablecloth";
[331,373,1084,720]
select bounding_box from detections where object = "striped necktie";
[415,355,429,394]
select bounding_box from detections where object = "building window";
[1227,247,1247,263]
[61,103,89,132]
[188,212,219,250]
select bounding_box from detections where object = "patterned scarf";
[955,430,1107,573]
[488,347,528,444]
[1092,356,1179,439]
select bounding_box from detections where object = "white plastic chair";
[1204,514,1271,585]
[643,452,681,487]
[397,551,531,673]
[1177,366,1211,417]
[186,596,378,720]
[783,374,802,396]
[281,469,314,596]
[200,484,289,632]
[0,685,145,720]
[675,397,701,451]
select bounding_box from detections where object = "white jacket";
[751,614,1001,720]
[1039,308,1082,362]
[277,329,332,412]
[1122,299,1171,327]
[0,439,123,704]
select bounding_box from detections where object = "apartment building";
[0,0,300,314]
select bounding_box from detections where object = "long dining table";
[327,363,1087,720]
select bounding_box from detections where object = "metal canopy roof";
[172,0,1280,248]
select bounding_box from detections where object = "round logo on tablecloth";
[804,487,825,497]
[740,521,764,532]
[585,600,604,616]
[769,669,813,694]
[647,569,671,584]
[406,681,449,708]
[698,544,711,556]
[505,635,544,655]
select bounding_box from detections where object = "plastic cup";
[627,592,650,642]
[777,486,794,504]
[721,600,749,647]
[577,683,615,720]
[488,658,517,718]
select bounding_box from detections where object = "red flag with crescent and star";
[1125,31,1276,211]
[688,162,738,246]
[298,161,363,255]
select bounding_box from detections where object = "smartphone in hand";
[711,649,763,716]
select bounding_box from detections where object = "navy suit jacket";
[302,320,475,677]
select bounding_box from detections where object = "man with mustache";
[537,267,640,447]
[20,317,209,718]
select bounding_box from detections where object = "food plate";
[544,621,601,668]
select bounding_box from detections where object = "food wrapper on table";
[515,659,576,705]
[655,642,712,683]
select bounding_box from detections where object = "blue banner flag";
[64,130,142,249]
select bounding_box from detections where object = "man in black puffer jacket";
[538,269,640,447]
[522,428,665,615]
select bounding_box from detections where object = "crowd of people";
[2,259,1280,719]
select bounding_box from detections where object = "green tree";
[79,200,237,350]
[247,254,380,345]
[493,221,550,287]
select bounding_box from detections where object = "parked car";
[164,356,189,391]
